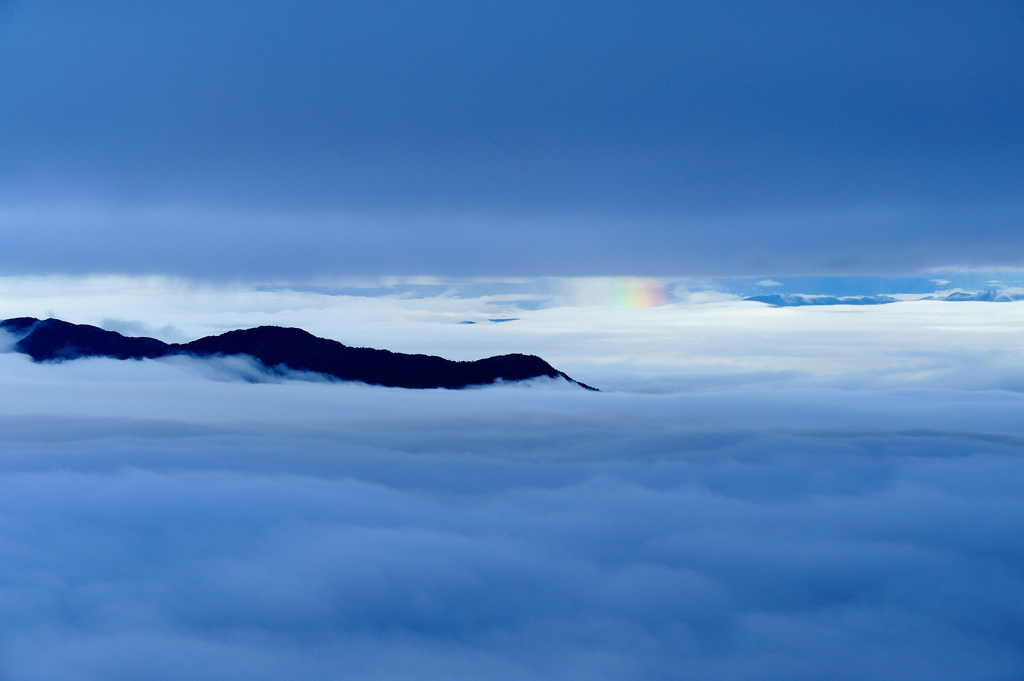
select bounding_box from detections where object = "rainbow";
[606,278,669,308]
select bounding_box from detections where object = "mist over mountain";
[1,317,595,390]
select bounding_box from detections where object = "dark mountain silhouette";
[1,318,597,390]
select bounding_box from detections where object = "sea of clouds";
[1,277,1023,679]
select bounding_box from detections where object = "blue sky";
[1,1,1022,277]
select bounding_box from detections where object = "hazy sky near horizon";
[1,1,1022,277]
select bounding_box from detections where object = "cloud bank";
[4,274,1024,393]
[0,349,1022,679]
[1,279,1023,678]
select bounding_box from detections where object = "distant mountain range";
[924,291,1024,302]
[1,318,597,391]
[746,291,1024,307]
[745,295,898,307]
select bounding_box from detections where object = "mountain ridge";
[1,318,597,391]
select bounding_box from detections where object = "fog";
[1,277,1023,678]
[0,344,1022,679]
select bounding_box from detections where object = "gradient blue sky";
[1,1,1021,277]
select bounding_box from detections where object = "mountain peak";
[2,318,597,391]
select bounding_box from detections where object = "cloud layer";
[1,2,1021,275]
[4,274,1024,393]
[2,279,1023,678]
[0,349,1022,679]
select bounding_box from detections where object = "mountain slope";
[1,318,596,391]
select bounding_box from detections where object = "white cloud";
[1,277,1024,678]
[0,366,1022,679]
[4,275,1024,393]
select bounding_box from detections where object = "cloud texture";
[4,274,1024,393]
[0,346,1022,679]
[0,2,1021,275]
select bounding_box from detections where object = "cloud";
[7,274,1024,395]
[0,352,1022,679]
[99,317,186,343]
[0,328,18,353]
[0,3,1021,276]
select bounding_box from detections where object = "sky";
[3,3,1024,679]
[1,0,1022,277]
